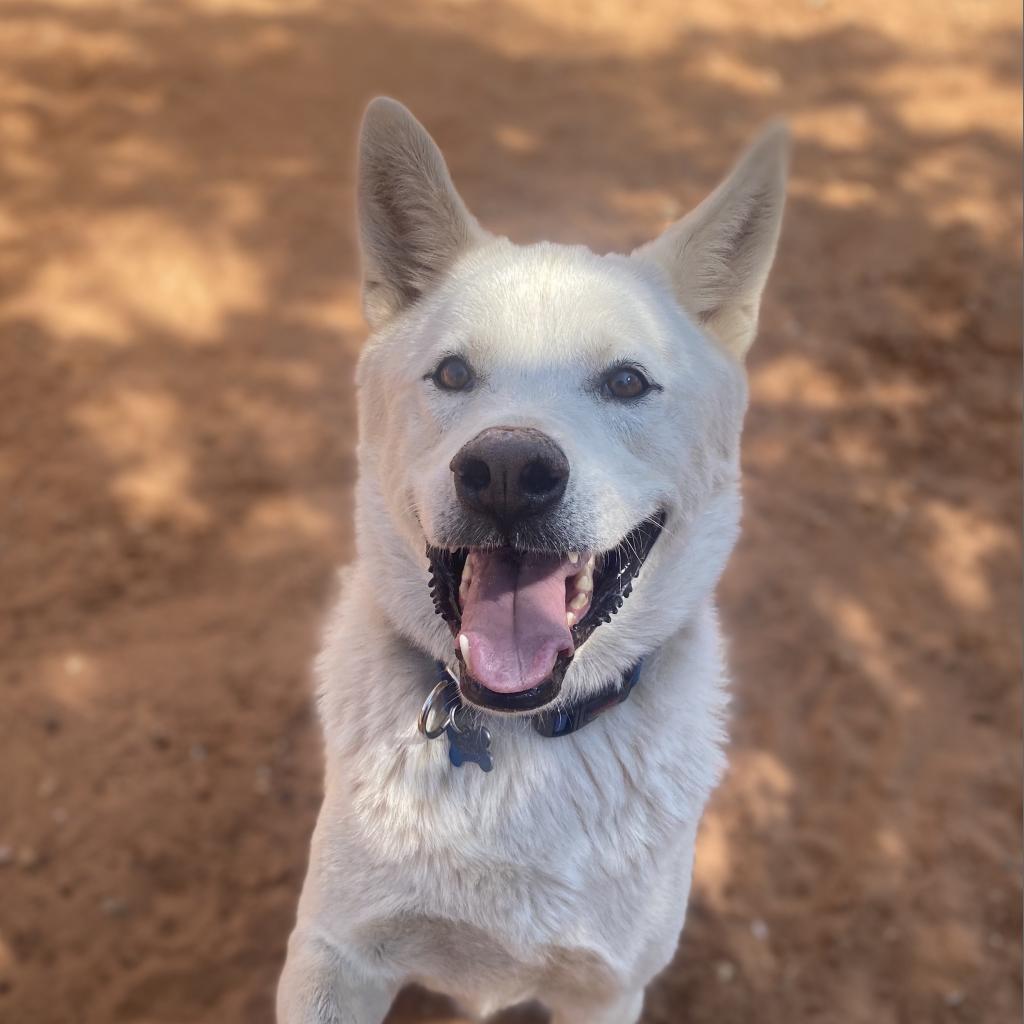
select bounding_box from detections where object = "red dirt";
[0,2,1020,1022]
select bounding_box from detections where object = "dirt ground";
[0,1,1020,1022]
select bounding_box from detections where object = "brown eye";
[602,365,650,400]
[433,356,473,392]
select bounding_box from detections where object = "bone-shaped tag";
[445,719,493,772]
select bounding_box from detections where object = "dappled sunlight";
[220,389,335,467]
[0,0,1018,1022]
[691,808,733,906]
[0,14,143,72]
[749,352,846,410]
[891,62,1020,136]
[604,188,682,228]
[493,124,541,156]
[291,282,367,339]
[813,590,921,709]
[73,388,208,526]
[788,178,879,210]
[38,650,105,714]
[790,105,874,151]
[7,212,267,346]
[229,494,337,560]
[697,52,783,95]
[922,500,1016,614]
[911,914,987,980]
[196,0,325,14]
[725,750,795,829]
[0,132,56,185]
[411,0,697,57]
[94,137,194,189]
[828,430,890,473]
[874,825,908,867]
[214,21,296,63]
[895,147,1023,236]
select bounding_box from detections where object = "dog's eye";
[433,356,473,392]
[602,365,650,400]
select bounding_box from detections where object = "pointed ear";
[632,123,789,359]
[357,97,490,329]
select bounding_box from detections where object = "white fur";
[277,98,787,1024]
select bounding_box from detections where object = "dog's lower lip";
[458,672,560,713]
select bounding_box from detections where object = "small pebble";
[254,766,273,796]
[715,960,736,983]
[750,918,769,942]
[17,846,39,870]
[101,896,129,918]
[37,776,58,799]
[944,990,965,1008]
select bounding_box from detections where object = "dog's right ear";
[631,123,789,360]
[356,98,489,330]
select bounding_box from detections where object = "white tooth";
[567,551,580,565]
[458,633,470,661]
[566,612,576,627]
[576,574,593,593]
[570,592,588,611]
[586,554,596,570]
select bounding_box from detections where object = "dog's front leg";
[276,929,397,1024]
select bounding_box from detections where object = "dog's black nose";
[451,427,569,528]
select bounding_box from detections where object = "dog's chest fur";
[307,578,728,1008]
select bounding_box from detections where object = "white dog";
[277,98,787,1024]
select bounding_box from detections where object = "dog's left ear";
[632,123,789,359]
[356,97,490,330]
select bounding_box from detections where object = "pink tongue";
[460,551,576,693]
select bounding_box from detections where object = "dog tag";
[419,663,494,772]
[445,717,493,772]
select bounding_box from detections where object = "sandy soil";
[0,1,1020,1022]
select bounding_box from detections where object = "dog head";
[352,98,787,713]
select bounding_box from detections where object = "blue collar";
[420,659,644,772]
[532,659,644,737]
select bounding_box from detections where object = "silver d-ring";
[418,679,455,739]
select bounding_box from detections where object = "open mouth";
[427,511,665,713]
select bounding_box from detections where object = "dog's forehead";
[441,242,678,365]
